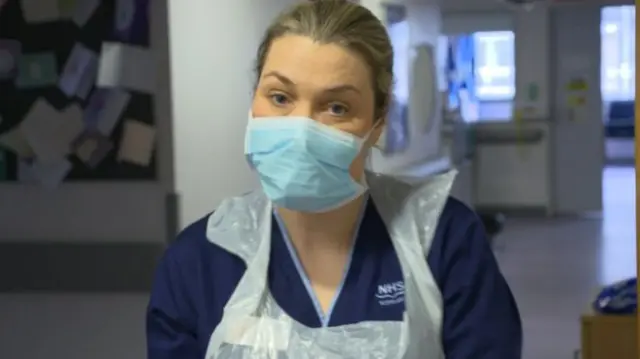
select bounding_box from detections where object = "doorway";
[601,5,635,166]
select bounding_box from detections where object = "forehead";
[262,35,372,91]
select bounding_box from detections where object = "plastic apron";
[204,170,457,359]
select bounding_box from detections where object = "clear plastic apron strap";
[205,202,275,358]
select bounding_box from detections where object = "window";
[472,31,515,101]
[444,30,515,121]
[600,6,635,101]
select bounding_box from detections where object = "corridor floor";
[495,166,637,359]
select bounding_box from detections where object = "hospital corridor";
[0,0,638,358]
[496,166,637,359]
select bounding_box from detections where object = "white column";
[514,4,550,118]
[361,0,444,173]
[168,0,298,228]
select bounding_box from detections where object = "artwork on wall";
[0,0,155,187]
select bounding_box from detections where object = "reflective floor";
[496,166,637,359]
[605,138,634,165]
[0,167,636,359]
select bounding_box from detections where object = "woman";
[146,1,522,358]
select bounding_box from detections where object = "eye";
[269,93,290,106]
[328,103,349,116]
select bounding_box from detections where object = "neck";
[277,194,366,252]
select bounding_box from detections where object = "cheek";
[251,96,272,117]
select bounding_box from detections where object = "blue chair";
[605,100,635,138]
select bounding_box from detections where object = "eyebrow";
[262,71,361,94]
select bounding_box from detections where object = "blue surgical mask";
[244,116,368,212]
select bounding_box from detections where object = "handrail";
[474,128,545,145]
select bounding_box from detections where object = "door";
[550,5,604,213]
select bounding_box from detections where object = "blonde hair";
[255,0,393,121]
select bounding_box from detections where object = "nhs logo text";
[375,281,405,306]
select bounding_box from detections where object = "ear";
[370,118,386,150]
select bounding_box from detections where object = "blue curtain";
[455,35,476,101]
[446,34,476,107]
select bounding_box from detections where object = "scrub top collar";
[272,194,370,327]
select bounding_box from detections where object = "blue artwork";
[113,0,150,45]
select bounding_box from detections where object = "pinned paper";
[76,59,98,100]
[84,88,131,135]
[20,158,73,188]
[72,130,113,168]
[19,100,84,164]
[0,40,21,80]
[16,52,58,88]
[97,42,155,93]
[0,127,34,158]
[20,0,61,23]
[117,120,155,166]
[59,43,98,98]
[71,0,100,27]
[114,0,150,44]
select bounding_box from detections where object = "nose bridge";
[289,100,315,120]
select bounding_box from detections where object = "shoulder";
[147,213,248,350]
[428,196,488,285]
[149,212,246,319]
[438,196,480,231]
[430,199,523,358]
[161,212,246,272]
[161,213,218,269]
[152,212,246,298]
[435,196,484,246]
[158,188,267,281]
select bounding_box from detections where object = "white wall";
[170,0,299,228]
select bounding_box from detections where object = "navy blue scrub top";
[146,197,522,359]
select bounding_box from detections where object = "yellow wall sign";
[565,76,588,118]
[565,77,588,91]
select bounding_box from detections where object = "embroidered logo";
[375,281,405,306]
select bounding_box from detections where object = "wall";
[550,4,605,213]
[474,4,553,210]
[170,0,299,228]
[0,1,174,358]
[474,121,551,209]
